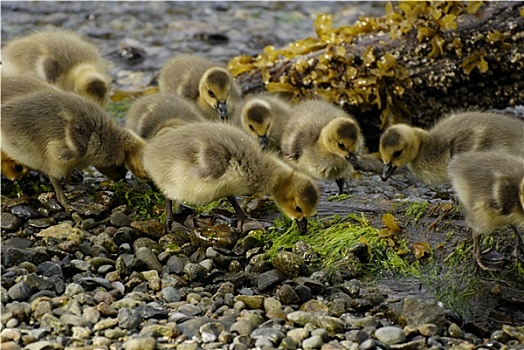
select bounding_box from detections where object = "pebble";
[303,335,324,349]
[374,326,406,345]
[123,337,156,350]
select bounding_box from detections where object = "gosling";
[125,92,207,140]
[379,111,524,183]
[2,28,112,106]
[230,93,292,150]
[1,89,147,205]
[143,122,320,233]
[1,75,55,180]
[1,75,58,102]
[281,99,363,195]
[157,54,241,121]
[448,151,524,270]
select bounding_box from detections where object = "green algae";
[108,180,165,221]
[404,201,429,223]
[259,213,419,277]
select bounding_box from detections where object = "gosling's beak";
[296,218,308,234]
[381,163,397,182]
[259,135,269,149]
[346,153,360,167]
[216,101,228,120]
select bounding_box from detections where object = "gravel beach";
[1,2,524,350]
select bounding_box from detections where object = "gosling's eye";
[249,125,255,132]
[295,206,303,213]
[338,142,345,150]
[393,150,402,158]
[208,90,216,98]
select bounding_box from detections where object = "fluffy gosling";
[1,89,147,205]
[380,111,524,183]
[231,93,292,150]
[281,99,363,195]
[2,28,112,105]
[157,54,241,121]
[448,151,524,270]
[125,92,207,139]
[143,122,320,233]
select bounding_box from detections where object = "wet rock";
[7,281,31,302]
[1,212,22,231]
[230,320,255,335]
[178,317,215,339]
[295,284,312,303]
[166,255,188,276]
[447,323,463,338]
[123,337,157,350]
[22,273,54,293]
[77,277,112,290]
[1,246,49,268]
[190,225,238,249]
[388,298,446,333]
[140,323,179,338]
[91,232,118,254]
[302,335,324,349]
[59,314,91,328]
[10,205,40,219]
[200,322,225,343]
[37,262,63,278]
[287,311,317,326]
[36,222,84,241]
[109,211,133,228]
[135,247,163,273]
[374,326,406,345]
[301,299,329,314]
[277,284,301,305]
[131,220,165,239]
[133,237,162,253]
[183,262,206,281]
[317,315,345,335]
[272,251,305,278]
[206,247,234,267]
[257,269,287,291]
[65,194,107,217]
[118,308,141,330]
[235,295,264,309]
[114,227,138,245]
[1,328,22,343]
[24,341,64,350]
[162,286,181,302]
[250,327,285,345]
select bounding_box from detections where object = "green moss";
[327,193,353,201]
[404,201,429,223]
[108,180,165,221]
[195,198,233,215]
[260,214,419,276]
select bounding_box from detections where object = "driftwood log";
[230,1,524,151]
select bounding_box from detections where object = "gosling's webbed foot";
[475,248,506,271]
[166,220,190,233]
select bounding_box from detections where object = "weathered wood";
[232,2,524,151]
